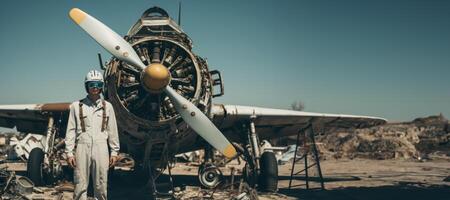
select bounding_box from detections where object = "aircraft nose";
[142,63,171,93]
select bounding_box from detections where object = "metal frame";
[151,162,175,199]
[209,70,224,97]
[146,152,176,199]
[288,124,325,190]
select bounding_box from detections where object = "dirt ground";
[2,158,449,199]
[276,158,450,200]
[107,158,450,200]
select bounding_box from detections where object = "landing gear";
[26,117,64,186]
[198,146,223,188]
[258,151,278,192]
[27,148,44,186]
[198,163,223,188]
[241,115,278,192]
[242,151,278,192]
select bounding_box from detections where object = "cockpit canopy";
[128,6,184,37]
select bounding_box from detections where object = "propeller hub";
[142,63,171,93]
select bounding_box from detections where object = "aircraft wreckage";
[0,6,386,196]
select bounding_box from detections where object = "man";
[65,70,120,200]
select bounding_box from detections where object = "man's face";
[88,87,101,95]
[87,81,103,95]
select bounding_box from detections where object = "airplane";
[0,6,386,194]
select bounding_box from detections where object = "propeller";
[69,8,237,158]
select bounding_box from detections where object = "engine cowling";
[103,7,213,140]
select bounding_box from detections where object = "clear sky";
[0,0,449,122]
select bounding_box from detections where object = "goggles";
[86,81,104,89]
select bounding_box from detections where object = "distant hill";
[316,114,450,160]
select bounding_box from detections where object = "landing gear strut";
[26,116,64,186]
[242,115,278,192]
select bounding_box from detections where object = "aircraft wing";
[212,104,387,140]
[0,103,70,134]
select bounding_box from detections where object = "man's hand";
[67,156,76,168]
[109,155,118,168]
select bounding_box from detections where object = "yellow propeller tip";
[223,144,237,159]
[69,8,86,25]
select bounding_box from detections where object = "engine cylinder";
[105,37,212,137]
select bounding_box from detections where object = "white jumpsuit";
[65,97,120,200]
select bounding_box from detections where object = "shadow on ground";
[107,171,450,200]
[278,184,450,200]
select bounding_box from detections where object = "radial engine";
[103,7,224,157]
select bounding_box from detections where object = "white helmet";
[85,70,104,83]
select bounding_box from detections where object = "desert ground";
[1,115,449,199]
[5,158,447,200]
[166,158,450,200]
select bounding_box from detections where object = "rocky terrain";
[316,114,450,160]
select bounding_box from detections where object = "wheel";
[258,151,278,192]
[27,148,45,186]
[198,164,222,189]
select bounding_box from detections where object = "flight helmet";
[84,70,104,92]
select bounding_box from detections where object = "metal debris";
[0,167,75,200]
[0,170,32,199]
[171,179,260,200]
[114,153,135,171]
[14,175,34,195]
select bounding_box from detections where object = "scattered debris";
[171,179,260,200]
[278,145,301,165]
[15,175,34,195]
[0,167,75,200]
[114,153,135,171]
[55,181,74,192]
[176,151,202,163]
[0,169,33,199]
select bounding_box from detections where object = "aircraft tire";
[27,148,45,186]
[258,151,278,192]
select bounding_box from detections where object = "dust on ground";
[3,158,448,199]
[108,158,450,200]
[1,114,450,199]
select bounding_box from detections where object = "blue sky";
[0,0,449,122]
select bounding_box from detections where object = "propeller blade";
[164,87,237,158]
[69,8,146,70]
[69,8,236,158]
